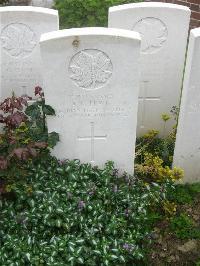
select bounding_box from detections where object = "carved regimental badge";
[1,23,37,58]
[133,17,168,54]
[69,49,113,90]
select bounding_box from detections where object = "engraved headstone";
[0,6,58,100]
[173,28,200,183]
[109,3,190,136]
[40,28,141,173]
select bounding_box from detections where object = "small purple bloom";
[122,243,134,252]
[58,159,66,166]
[124,208,130,217]
[78,200,85,210]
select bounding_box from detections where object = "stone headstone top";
[40,27,141,42]
[109,2,189,12]
[40,27,141,174]
[0,5,57,14]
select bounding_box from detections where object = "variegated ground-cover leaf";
[0,157,173,265]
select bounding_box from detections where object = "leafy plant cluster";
[170,213,200,240]
[0,87,59,196]
[135,109,182,184]
[0,156,174,265]
[0,91,184,265]
[170,183,200,205]
[54,0,141,29]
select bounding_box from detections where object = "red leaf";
[6,112,27,127]
[34,142,48,149]
[35,86,43,97]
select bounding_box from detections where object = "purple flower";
[124,208,130,217]
[122,243,135,252]
[58,159,66,166]
[78,200,85,210]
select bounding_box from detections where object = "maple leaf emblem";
[69,50,113,90]
[1,23,37,58]
[134,17,167,54]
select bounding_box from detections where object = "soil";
[149,195,200,266]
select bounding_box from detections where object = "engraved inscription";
[1,23,37,58]
[69,49,113,90]
[133,17,168,54]
[56,94,132,118]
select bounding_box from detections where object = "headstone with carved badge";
[40,27,141,174]
[0,6,58,100]
[109,2,190,136]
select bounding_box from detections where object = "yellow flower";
[163,200,177,216]
[161,113,171,122]
[5,185,12,192]
[16,122,28,133]
[22,138,31,144]
[143,129,159,139]
[26,186,33,194]
[171,167,184,181]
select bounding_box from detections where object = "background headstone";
[109,2,190,137]
[8,0,31,5]
[30,0,54,8]
[173,28,200,183]
[40,27,141,174]
[0,6,58,100]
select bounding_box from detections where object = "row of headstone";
[0,3,198,179]
[39,3,191,174]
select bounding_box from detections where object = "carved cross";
[139,80,160,129]
[77,122,107,164]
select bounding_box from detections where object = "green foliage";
[54,0,141,29]
[0,158,172,265]
[0,87,59,196]
[170,213,200,240]
[135,129,176,167]
[170,183,200,205]
[0,0,8,5]
[135,109,179,167]
[135,152,183,184]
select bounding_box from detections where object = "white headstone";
[0,7,58,100]
[30,0,54,8]
[173,28,200,183]
[109,3,190,136]
[40,27,141,174]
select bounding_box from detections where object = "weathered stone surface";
[109,2,190,136]
[173,28,200,183]
[40,27,141,173]
[0,6,58,100]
